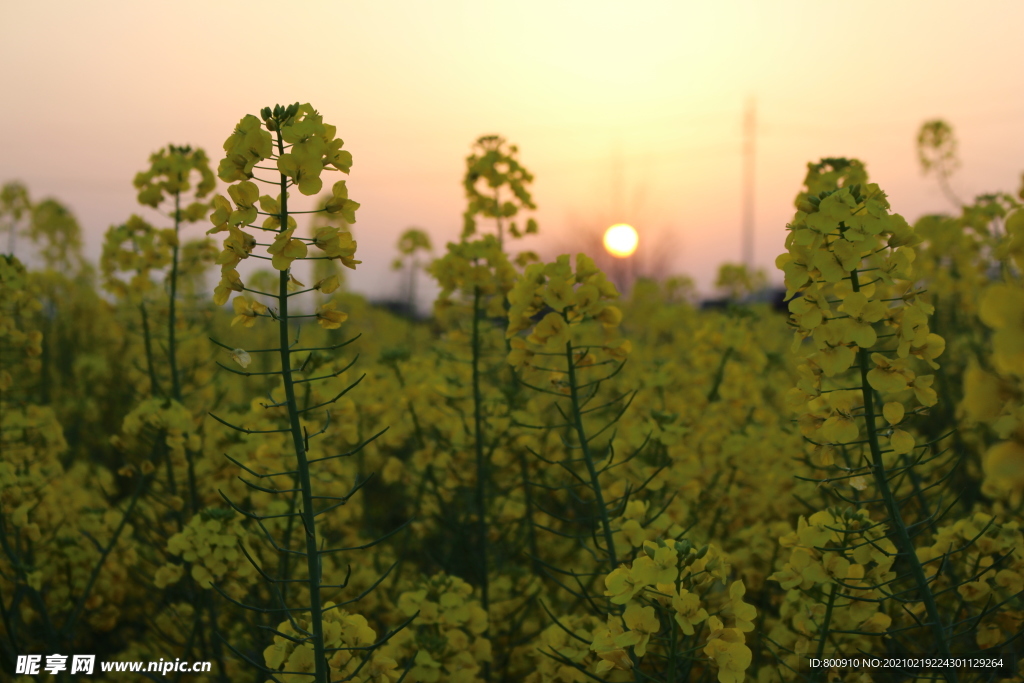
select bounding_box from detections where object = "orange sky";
[2,0,1022,301]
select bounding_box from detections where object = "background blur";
[2,0,1022,302]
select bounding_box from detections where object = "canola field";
[2,104,1022,682]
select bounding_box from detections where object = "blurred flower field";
[1,105,1022,683]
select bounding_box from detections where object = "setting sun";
[603,223,639,258]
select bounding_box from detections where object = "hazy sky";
[2,0,1022,300]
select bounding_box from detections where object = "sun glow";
[603,223,639,258]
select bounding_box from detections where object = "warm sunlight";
[603,223,639,258]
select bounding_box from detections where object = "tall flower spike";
[209,104,397,683]
[776,158,960,675]
[462,134,537,248]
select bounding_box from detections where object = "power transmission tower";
[611,135,624,221]
[742,97,756,269]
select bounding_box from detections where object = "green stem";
[470,292,489,581]
[470,285,492,683]
[166,187,222,677]
[565,338,618,572]
[140,302,162,397]
[388,365,428,591]
[812,583,838,682]
[274,489,299,626]
[706,346,734,403]
[931,301,979,512]
[169,191,201,518]
[495,187,503,251]
[518,448,541,575]
[175,607,201,683]
[169,191,182,402]
[39,314,51,405]
[206,599,231,683]
[850,268,957,683]
[407,256,416,316]
[60,469,148,645]
[668,601,678,681]
[750,543,779,674]
[276,130,328,683]
[6,215,16,255]
[936,162,963,210]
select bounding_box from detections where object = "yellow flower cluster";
[768,509,897,675]
[23,197,85,272]
[2,408,139,635]
[380,573,491,682]
[917,513,1024,649]
[778,159,943,467]
[133,144,216,211]
[528,613,608,683]
[158,512,259,597]
[461,134,537,243]
[429,234,517,319]
[0,256,44,382]
[209,103,359,322]
[968,197,1024,499]
[506,253,629,372]
[909,182,1024,501]
[100,215,175,300]
[589,540,753,682]
[264,606,395,683]
[114,396,200,463]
